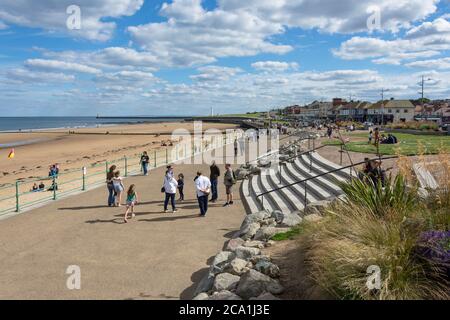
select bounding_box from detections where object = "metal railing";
[257,155,399,208]
[0,132,242,216]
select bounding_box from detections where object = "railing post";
[340,145,343,165]
[52,177,57,200]
[82,167,86,191]
[166,148,168,164]
[105,161,109,174]
[124,156,128,177]
[15,181,20,212]
[184,143,187,159]
[304,180,308,214]
[154,150,157,168]
[176,145,179,161]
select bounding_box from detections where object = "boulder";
[265,240,275,248]
[210,251,236,274]
[193,293,209,300]
[254,227,291,241]
[213,273,241,292]
[224,258,249,276]
[236,269,284,299]
[258,160,271,168]
[236,169,250,180]
[250,292,281,300]
[225,238,245,252]
[207,290,242,300]
[303,214,323,223]
[255,260,281,278]
[194,272,215,296]
[279,213,303,228]
[271,210,284,223]
[244,240,265,249]
[250,255,271,265]
[235,246,261,260]
[260,218,277,227]
[241,223,261,241]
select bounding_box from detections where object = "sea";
[0,116,185,132]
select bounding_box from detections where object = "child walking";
[177,173,185,201]
[124,184,139,223]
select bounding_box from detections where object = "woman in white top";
[162,166,178,213]
[112,171,124,207]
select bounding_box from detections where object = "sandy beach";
[0,121,238,187]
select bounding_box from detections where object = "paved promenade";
[0,151,245,299]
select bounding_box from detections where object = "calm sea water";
[0,117,183,132]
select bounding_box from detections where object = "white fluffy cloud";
[219,0,439,33]
[252,61,299,72]
[405,57,450,70]
[128,0,292,67]
[333,17,450,65]
[0,0,143,41]
[25,59,101,74]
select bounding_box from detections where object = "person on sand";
[162,166,178,213]
[31,183,38,192]
[223,163,237,207]
[209,161,220,203]
[123,184,138,223]
[140,151,150,176]
[106,165,117,207]
[112,171,124,207]
[195,171,211,217]
[234,139,238,157]
[177,173,185,201]
[38,182,45,191]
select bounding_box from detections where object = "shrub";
[299,173,450,300]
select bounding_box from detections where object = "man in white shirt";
[195,171,211,217]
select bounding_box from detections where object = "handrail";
[256,155,399,198]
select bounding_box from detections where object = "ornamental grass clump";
[299,169,449,300]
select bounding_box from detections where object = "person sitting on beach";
[177,173,185,201]
[123,184,139,223]
[31,183,39,192]
[112,171,124,207]
[38,182,45,191]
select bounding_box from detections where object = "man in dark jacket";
[210,161,221,202]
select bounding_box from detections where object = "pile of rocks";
[192,209,309,300]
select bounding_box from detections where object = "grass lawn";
[323,132,450,155]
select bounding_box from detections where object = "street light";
[418,76,433,121]
[380,88,389,126]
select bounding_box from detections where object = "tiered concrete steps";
[241,152,352,214]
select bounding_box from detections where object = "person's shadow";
[85,218,125,224]
[139,214,200,223]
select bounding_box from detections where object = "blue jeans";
[107,184,115,206]
[142,162,148,175]
[164,193,176,211]
[198,195,209,216]
[211,179,218,201]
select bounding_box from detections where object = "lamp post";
[380,88,389,126]
[419,76,432,121]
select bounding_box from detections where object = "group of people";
[368,128,398,145]
[106,154,238,223]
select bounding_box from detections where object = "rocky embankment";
[192,201,330,300]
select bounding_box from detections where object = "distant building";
[367,99,415,123]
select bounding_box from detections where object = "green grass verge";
[271,225,305,241]
[322,133,450,155]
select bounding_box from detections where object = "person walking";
[112,171,124,207]
[106,165,117,207]
[368,130,373,144]
[140,151,150,176]
[327,126,333,139]
[177,173,185,201]
[123,184,139,223]
[223,163,236,207]
[234,139,238,157]
[209,161,220,203]
[195,171,211,217]
[162,166,178,213]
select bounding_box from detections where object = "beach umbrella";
[8,148,15,159]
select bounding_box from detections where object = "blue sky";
[0,0,449,116]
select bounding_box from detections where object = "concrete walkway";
[0,153,245,299]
